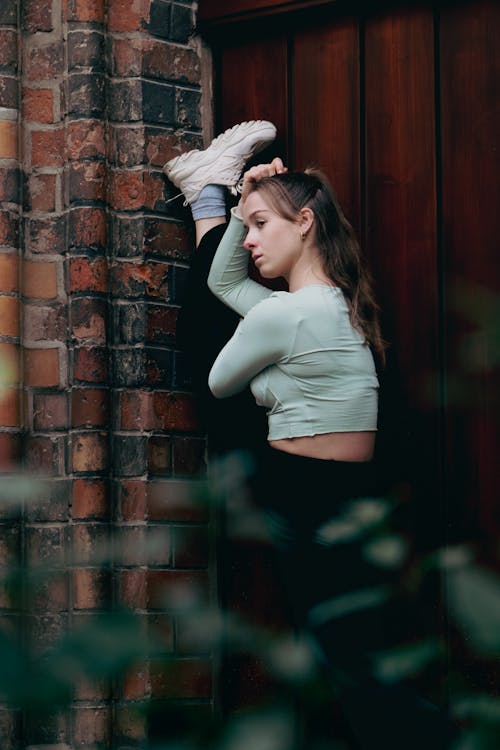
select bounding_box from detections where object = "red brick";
[0,388,20,427]
[69,161,106,202]
[108,169,143,211]
[71,297,106,343]
[67,119,105,160]
[0,30,17,71]
[74,346,108,383]
[66,0,105,23]
[28,172,57,212]
[120,391,155,430]
[73,569,108,609]
[33,392,68,430]
[0,212,18,248]
[111,260,169,299]
[142,41,200,86]
[112,38,142,77]
[23,259,58,299]
[119,480,147,521]
[25,43,64,82]
[72,432,108,473]
[120,570,147,609]
[147,480,209,522]
[0,433,21,470]
[24,348,60,386]
[153,392,198,432]
[74,674,111,701]
[23,0,53,33]
[22,87,55,123]
[74,707,111,746]
[72,478,107,519]
[31,128,65,167]
[72,387,108,428]
[113,704,147,744]
[0,296,19,337]
[69,256,107,293]
[0,342,20,383]
[69,207,106,251]
[150,657,212,700]
[145,130,202,170]
[0,122,17,160]
[72,523,108,565]
[30,571,69,612]
[108,0,149,32]
[122,662,150,701]
[0,255,18,292]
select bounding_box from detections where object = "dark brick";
[24,435,66,476]
[142,40,200,85]
[29,215,67,255]
[71,297,108,344]
[146,305,177,345]
[0,210,19,246]
[68,31,105,71]
[172,437,206,477]
[0,168,20,204]
[142,80,175,126]
[112,348,146,386]
[24,709,68,745]
[0,76,18,109]
[0,709,21,750]
[0,30,18,74]
[175,87,201,129]
[108,79,142,122]
[0,3,17,24]
[170,2,194,43]
[110,125,145,167]
[170,263,189,305]
[25,479,70,522]
[113,435,147,477]
[108,214,144,258]
[115,302,146,345]
[69,160,106,203]
[173,525,209,568]
[172,350,191,390]
[27,613,68,653]
[145,347,173,387]
[26,526,63,565]
[23,0,53,33]
[148,0,171,39]
[68,73,105,117]
[110,260,170,300]
[73,346,108,383]
[143,217,192,260]
[147,435,171,476]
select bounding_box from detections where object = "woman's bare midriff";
[269,431,375,462]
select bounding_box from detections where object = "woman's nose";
[243,231,256,250]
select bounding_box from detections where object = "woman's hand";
[238,157,287,211]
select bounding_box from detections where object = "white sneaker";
[164,120,277,205]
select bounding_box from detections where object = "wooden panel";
[217,36,289,161]
[293,18,361,231]
[440,1,500,537]
[199,0,336,26]
[364,9,440,525]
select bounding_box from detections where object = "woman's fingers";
[239,159,288,201]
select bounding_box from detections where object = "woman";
[166,121,456,749]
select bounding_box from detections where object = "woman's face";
[242,191,303,280]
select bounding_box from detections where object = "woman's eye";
[256,220,266,228]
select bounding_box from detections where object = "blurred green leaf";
[371,638,442,683]
[446,564,500,656]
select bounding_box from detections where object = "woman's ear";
[298,207,314,236]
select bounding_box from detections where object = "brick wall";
[0,0,213,746]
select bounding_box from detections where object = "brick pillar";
[0,0,212,747]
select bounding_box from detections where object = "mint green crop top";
[207,209,379,441]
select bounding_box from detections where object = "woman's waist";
[269,430,376,461]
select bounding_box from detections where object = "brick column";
[0,0,213,747]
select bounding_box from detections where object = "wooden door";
[200,0,500,716]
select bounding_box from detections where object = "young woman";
[167,121,457,749]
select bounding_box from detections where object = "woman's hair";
[249,169,386,363]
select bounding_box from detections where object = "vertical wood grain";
[440,0,500,536]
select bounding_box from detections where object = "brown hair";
[249,169,386,364]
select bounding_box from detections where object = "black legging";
[176,225,458,750]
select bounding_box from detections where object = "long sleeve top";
[207,209,379,441]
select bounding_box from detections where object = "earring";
[300,231,306,241]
